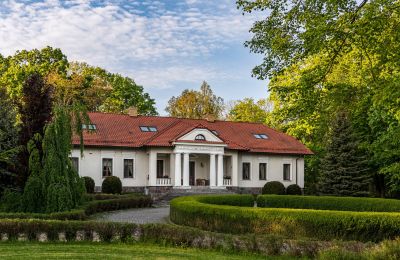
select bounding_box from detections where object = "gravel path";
[94,204,170,224]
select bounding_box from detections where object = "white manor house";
[71,110,312,193]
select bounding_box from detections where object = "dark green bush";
[170,195,400,242]
[256,195,400,212]
[82,176,95,194]
[0,189,22,212]
[102,176,122,194]
[285,184,302,195]
[262,181,285,195]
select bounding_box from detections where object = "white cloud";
[0,0,259,90]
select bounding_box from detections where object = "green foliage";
[101,176,122,194]
[286,184,302,195]
[82,176,95,194]
[0,88,19,194]
[0,189,22,212]
[262,181,285,195]
[166,81,224,119]
[256,195,400,212]
[227,98,270,123]
[170,195,400,242]
[318,111,371,196]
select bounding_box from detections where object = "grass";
[0,242,292,260]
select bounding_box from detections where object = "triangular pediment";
[176,125,224,143]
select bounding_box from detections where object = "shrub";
[197,194,254,207]
[170,195,400,242]
[102,176,122,194]
[0,189,22,212]
[82,176,95,194]
[262,181,285,195]
[256,195,400,212]
[286,184,302,195]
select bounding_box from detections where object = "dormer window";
[140,126,157,132]
[195,134,206,141]
[82,124,97,130]
[254,134,268,139]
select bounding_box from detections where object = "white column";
[209,154,216,187]
[182,153,190,187]
[148,150,157,186]
[217,154,224,187]
[174,153,182,187]
[231,153,239,187]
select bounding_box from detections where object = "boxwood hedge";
[170,195,400,242]
[257,195,400,212]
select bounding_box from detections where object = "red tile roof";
[72,112,313,155]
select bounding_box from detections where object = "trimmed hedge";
[286,184,302,195]
[82,177,95,194]
[196,194,254,207]
[262,181,285,195]
[0,195,152,220]
[102,176,122,194]
[170,195,400,242]
[0,219,371,258]
[257,195,400,212]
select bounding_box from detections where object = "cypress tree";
[318,111,371,197]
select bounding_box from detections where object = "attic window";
[254,134,268,139]
[140,126,157,132]
[82,124,96,130]
[195,134,206,141]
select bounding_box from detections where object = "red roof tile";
[72,112,313,155]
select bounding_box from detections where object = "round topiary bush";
[262,181,285,195]
[102,176,122,194]
[82,176,95,194]
[286,184,302,195]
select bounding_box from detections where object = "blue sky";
[0,0,267,114]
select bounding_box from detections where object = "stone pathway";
[93,201,170,224]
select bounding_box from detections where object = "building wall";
[71,147,305,189]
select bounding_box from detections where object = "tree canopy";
[227,98,270,123]
[166,81,224,119]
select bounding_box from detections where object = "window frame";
[102,158,113,178]
[253,133,268,139]
[259,162,267,180]
[148,126,157,132]
[123,158,135,179]
[283,163,292,181]
[195,134,206,141]
[140,126,150,132]
[242,162,251,180]
[156,159,165,178]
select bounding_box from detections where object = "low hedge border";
[170,195,400,242]
[0,195,152,220]
[257,195,400,212]
[0,219,371,258]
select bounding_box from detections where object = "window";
[102,158,113,177]
[156,160,164,178]
[254,134,268,139]
[124,159,134,178]
[82,124,96,130]
[140,126,157,132]
[70,157,79,174]
[242,162,250,180]
[195,134,206,141]
[283,164,291,181]
[259,163,267,180]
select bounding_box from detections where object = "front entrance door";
[189,161,195,186]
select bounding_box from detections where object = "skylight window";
[254,134,268,139]
[140,126,157,132]
[82,124,96,130]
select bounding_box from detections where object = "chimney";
[205,114,216,122]
[126,106,138,117]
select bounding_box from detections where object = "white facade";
[71,134,305,190]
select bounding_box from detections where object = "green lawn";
[0,242,289,260]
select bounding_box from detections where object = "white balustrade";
[223,178,232,186]
[156,178,172,186]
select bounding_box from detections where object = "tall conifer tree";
[318,111,371,196]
